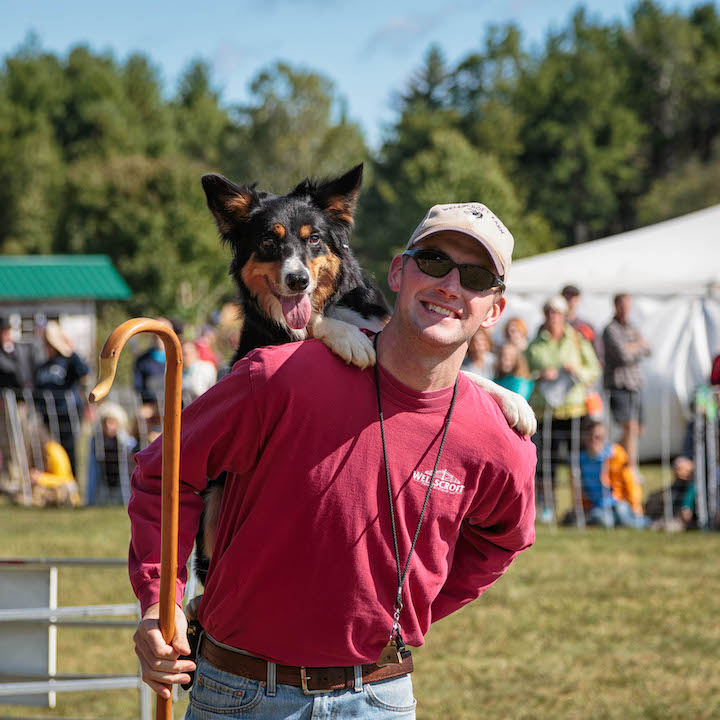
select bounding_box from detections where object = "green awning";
[0,255,132,300]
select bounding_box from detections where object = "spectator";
[0,316,37,397]
[134,318,172,408]
[503,316,529,351]
[568,420,648,528]
[182,341,217,401]
[494,343,533,401]
[603,294,651,469]
[711,351,720,386]
[194,324,220,369]
[14,418,80,508]
[561,285,603,363]
[526,295,601,521]
[462,327,496,378]
[645,456,697,531]
[87,402,136,506]
[34,321,89,474]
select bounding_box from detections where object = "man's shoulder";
[238,339,357,388]
[459,377,537,471]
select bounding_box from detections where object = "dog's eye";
[260,237,275,250]
[308,234,321,246]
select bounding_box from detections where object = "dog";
[193,163,536,585]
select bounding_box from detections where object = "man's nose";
[435,268,462,296]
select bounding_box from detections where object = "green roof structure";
[0,255,132,300]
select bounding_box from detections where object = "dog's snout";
[286,271,310,292]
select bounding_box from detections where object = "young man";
[130,203,537,719]
[602,293,651,469]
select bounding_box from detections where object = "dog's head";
[202,164,362,331]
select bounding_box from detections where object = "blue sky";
[1,0,709,148]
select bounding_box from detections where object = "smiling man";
[130,202,536,720]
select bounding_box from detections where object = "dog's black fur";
[194,164,390,584]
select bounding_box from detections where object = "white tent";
[503,204,720,459]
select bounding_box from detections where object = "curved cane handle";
[90,317,182,720]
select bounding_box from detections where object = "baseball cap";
[405,203,514,277]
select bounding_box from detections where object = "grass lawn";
[1,475,719,720]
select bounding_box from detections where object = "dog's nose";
[286,272,310,292]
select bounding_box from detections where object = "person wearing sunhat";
[34,321,89,474]
[526,295,602,523]
[130,202,536,718]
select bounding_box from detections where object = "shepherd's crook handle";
[90,317,182,720]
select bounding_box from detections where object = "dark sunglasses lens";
[415,252,453,278]
[460,266,495,291]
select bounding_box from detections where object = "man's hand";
[134,602,196,699]
[540,367,559,381]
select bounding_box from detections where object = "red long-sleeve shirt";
[128,339,536,666]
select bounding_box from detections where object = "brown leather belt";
[199,636,413,695]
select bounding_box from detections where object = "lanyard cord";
[373,332,459,613]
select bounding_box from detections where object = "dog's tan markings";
[299,224,313,239]
[310,251,341,309]
[272,223,286,239]
[225,191,253,219]
[324,195,355,225]
[241,253,282,298]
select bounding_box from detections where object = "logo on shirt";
[411,469,465,495]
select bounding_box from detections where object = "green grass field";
[2,483,719,720]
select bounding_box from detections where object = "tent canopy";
[508,205,720,297]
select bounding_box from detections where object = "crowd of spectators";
[0,311,228,509]
[465,285,720,531]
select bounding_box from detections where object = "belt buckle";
[300,667,326,695]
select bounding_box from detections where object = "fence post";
[660,387,673,527]
[569,416,585,529]
[694,391,709,529]
[3,389,31,504]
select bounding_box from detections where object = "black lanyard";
[373,332,458,653]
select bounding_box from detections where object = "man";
[602,293,651,469]
[0,316,36,396]
[526,295,601,522]
[130,203,537,718]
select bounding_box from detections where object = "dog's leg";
[462,371,538,436]
[310,315,376,369]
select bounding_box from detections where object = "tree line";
[2,1,719,321]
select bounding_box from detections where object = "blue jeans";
[185,655,417,719]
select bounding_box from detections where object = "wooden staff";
[89,318,182,720]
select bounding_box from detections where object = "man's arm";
[430,441,536,623]
[128,357,264,614]
[129,356,266,697]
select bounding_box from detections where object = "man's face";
[545,308,566,335]
[616,295,631,321]
[387,231,505,350]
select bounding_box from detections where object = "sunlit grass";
[2,466,718,719]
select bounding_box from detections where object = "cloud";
[360,1,476,58]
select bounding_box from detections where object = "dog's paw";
[312,317,377,368]
[462,372,537,436]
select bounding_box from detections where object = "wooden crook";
[90,317,182,720]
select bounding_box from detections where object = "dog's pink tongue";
[280,294,312,330]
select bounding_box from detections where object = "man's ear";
[311,164,363,225]
[387,254,404,292]
[201,174,258,236]
[481,296,506,329]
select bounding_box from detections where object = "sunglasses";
[402,247,505,293]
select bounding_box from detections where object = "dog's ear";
[201,174,258,235]
[312,163,363,225]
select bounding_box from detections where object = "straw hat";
[99,401,129,431]
[44,321,72,357]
